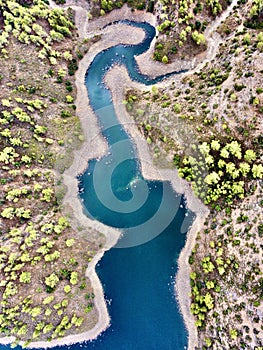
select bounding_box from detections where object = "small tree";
[70,271,78,285]
[45,273,59,289]
[20,271,31,284]
[64,285,71,294]
[162,55,168,64]
[192,30,206,45]
[244,149,256,162]
[252,164,263,178]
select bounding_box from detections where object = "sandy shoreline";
[0,5,209,349]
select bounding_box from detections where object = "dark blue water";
[0,21,194,350]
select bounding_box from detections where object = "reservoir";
[77,21,194,350]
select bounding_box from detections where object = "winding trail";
[198,0,239,70]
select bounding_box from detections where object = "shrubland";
[0,0,102,345]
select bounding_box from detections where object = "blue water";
[0,21,195,350]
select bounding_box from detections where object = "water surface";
[77,21,194,349]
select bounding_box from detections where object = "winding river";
[0,21,194,350]
[77,21,195,349]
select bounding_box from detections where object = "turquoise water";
[0,21,194,350]
[77,21,194,349]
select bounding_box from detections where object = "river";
[77,21,194,349]
[0,20,194,350]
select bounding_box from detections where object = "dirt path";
[198,0,239,69]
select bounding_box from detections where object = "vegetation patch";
[0,0,103,345]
